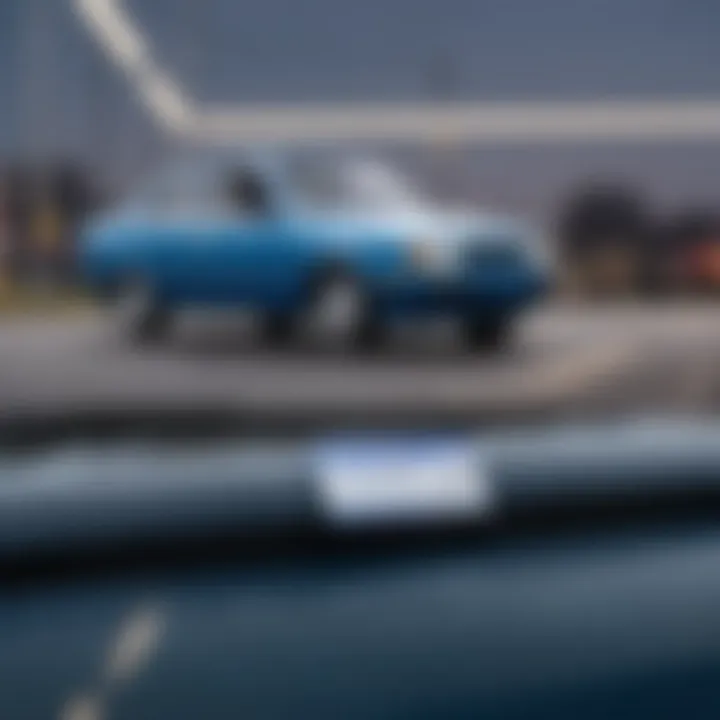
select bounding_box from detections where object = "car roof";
[117,142,417,212]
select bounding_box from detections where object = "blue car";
[80,146,550,350]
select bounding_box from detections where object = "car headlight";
[526,234,556,273]
[408,239,458,274]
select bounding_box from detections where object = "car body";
[80,146,550,348]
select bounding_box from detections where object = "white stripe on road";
[60,694,104,720]
[58,603,167,720]
[103,605,166,686]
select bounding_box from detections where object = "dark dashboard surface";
[4,420,720,719]
[6,524,720,720]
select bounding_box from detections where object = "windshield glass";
[116,148,428,215]
[284,152,426,211]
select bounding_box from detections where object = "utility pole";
[19,0,64,291]
[17,0,42,286]
[423,50,462,203]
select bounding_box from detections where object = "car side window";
[122,158,228,216]
[225,168,272,218]
[119,154,276,219]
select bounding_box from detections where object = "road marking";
[103,605,166,685]
[60,695,104,720]
[519,338,644,404]
[57,603,166,720]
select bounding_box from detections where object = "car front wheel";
[306,271,383,351]
[113,280,170,344]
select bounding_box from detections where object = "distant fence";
[557,184,720,298]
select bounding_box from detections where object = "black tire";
[306,269,384,351]
[464,316,511,352]
[114,280,170,344]
[354,312,385,353]
[257,312,295,347]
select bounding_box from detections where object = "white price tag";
[316,436,492,528]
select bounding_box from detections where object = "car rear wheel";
[306,271,383,351]
[464,315,512,352]
[114,280,170,344]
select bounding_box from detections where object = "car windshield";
[114,148,427,215]
[284,152,427,211]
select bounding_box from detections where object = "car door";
[208,166,295,308]
[208,165,305,311]
[115,156,248,305]
[202,214,278,306]
[140,158,304,309]
[155,164,274,306]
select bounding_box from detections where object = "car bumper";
[374,268,550,317]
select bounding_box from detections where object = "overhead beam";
[74,0,720,145]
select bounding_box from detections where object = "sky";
[2,0,720,212]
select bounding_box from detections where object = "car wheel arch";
[304,257,358,299]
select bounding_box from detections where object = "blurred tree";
[29,167,62,290]
[3,165,33,282]
[0,172,8,290]
[651,208,720,294]
[49,162,102,284]
[557,184,650,297]
[558,185,647,256]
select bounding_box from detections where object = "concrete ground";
[1,303,719,434]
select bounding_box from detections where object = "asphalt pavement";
[1,303,720,433]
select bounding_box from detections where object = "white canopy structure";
[75,0,720,146]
